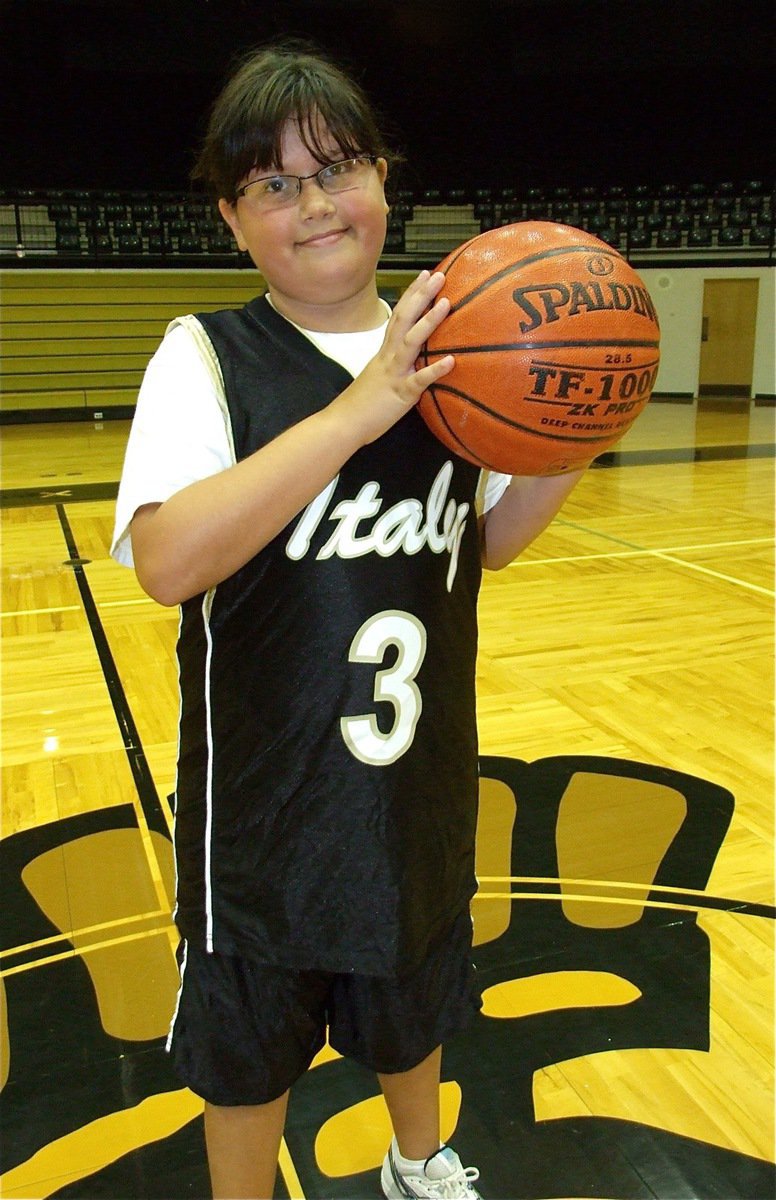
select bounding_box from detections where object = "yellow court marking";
[279,1136,306,1199]
[480,970,641,1018]
[476,875,762,901]
[0,880,760,974]
[135,815,176,896]
[472,891,772,917]
[2,925,176,979]
[0,1088,204,1199]
[314,1082,461,1178]
[0,909,172,962]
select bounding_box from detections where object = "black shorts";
[167,909,481,1106]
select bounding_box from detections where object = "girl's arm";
[130,271,453,606]
[480,468,587,570]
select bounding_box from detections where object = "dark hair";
[193,39,400,201]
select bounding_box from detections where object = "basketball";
[417,222,661,475]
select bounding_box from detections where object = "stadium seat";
[2,182,773,268]
[89,233,113,255]
[56,233,81,253]
[118,234,142,253]
[178,235,203,253]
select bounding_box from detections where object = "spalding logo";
[511,280,659,334]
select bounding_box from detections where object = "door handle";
[701,316,709,342]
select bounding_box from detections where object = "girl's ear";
[218,198,249,252]
[376,158,390,215]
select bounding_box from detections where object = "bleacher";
[1,180,773,423]
[0,270,264,422]
[1,180,773,268]
[392,180,775,264]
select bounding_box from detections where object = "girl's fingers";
[391,270,447,328]
[387,287,450,367]
[412,293,450,341]
[369,269,452,401]
[413,354,455,392]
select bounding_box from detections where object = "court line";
[55,503,172,841]
[0,605,82,618]
[0,909,172,963]
[475,877,775,918]
[478,873,770,900]
[552,520,774,595]
[555,519,767,555]
[518,535,772,568]
[4,878,771,981]
[1,925,174,979]
[97,597,157,608]
[7,890,769,981]
[650,550,774,597]
[279,1138,306,1200]
[592,441,776,468]
[0,599,157,617]
[4,539,769,615]
[54,504,175,940]
[7,870,766,967]
[472,891,776,919]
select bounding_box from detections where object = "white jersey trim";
[202,587,217,952]
[165,937,188,1052]
[168,315,237,466]
[170,605,184,931]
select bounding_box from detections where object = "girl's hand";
[334,270,455,444]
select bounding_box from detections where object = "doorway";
[698,278,759,397]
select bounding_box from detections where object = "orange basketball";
[417,221,661,474]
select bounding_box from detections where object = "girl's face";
[218,117,389,331]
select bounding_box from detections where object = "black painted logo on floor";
[1,757,773,1198]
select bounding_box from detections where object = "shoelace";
[422,1163,480,1198]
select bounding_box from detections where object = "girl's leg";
[377,1045,442,1160]
[204,1091,290,1199]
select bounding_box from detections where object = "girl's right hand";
[334,269,455,445]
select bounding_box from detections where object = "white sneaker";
[381,1141,482,1198]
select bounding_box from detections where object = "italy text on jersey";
[285,461,471,592]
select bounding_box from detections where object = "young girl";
[112,40,586,1199]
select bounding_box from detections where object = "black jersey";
[174,296,484,978]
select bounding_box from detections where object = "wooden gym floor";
[1,397,774,1198]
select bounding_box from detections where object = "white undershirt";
[111,304,510,567]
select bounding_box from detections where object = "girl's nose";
[297,176,337,218]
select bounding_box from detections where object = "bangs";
[273,98,366,170]
[214,55,382,197]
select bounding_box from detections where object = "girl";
[113,40,585,1199]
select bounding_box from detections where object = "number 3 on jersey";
[340,610,427,766]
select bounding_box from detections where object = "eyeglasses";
[236,156,378,209]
